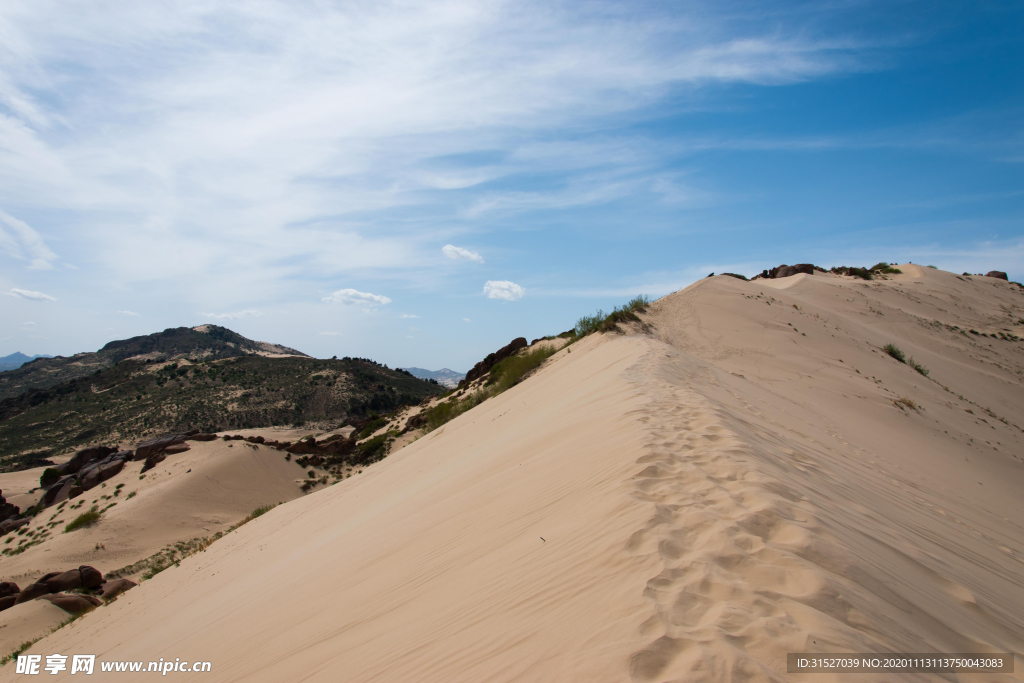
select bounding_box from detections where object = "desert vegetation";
[64,507,102,533]
[0,354,442,469]
[574,295,650,337]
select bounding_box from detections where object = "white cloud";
[0,210,56,269]
[322,288,392,308]
[22,321,35,326]
[8,287,54,301]
[483,280,525,301]
[399,313,419,319]
[199,309,263,320]
[118,310,139,316]
[463,318,471,323]
[319,331,342,336]
[443,245,484,263]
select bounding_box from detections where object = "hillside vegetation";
[0,325,307,401]
[0,354,442,465]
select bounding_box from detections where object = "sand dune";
[14,266,1024,681]
[0,439,311,586]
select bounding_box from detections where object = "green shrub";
[359,415,387,438]
[351,434,389,464]
[574,295,650,337]
[485,346,557,392]
[883,344,906,363]
[831,266,873,280]
[64,507,101,533]
[871,262,902,274]
[39,468,61,488]
[908,358,929,377]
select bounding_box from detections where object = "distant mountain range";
[0,352,52,373]
[0,325,307,401]
[401,367,466,388]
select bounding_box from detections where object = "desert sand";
[9,265,1024,681]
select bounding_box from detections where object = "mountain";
[0,325,307,401]
[0,353,52,373]
[0,352,442,465]
[401,367,465,388]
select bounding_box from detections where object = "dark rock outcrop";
[134,433,189,460]
[45,566,104,593]
[458,337,528,388]
[0,595,16,612]
[0,490,20,524]
[78,451,132,491]
[99,578,137,601]
[186,433,218,442]
[0,517,29,536]
[0,582,20,599]
[40,445,119,488]
[986,271,1008,280]
[404,413,427,432]
[38,593,103,616]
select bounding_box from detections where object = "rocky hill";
[0,353,442,468]
[0,325,307,401]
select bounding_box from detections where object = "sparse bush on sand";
[575,295,650,337]
[884,343,906,363]
[908,358,929,377]
[871,262,903,274]
[895,396,918,410]
[64,507,101,533]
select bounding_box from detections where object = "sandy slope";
[16,266,1024,681]
[0,439,310,584]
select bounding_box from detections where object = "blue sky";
[1,0,1022,371]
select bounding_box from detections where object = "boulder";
[163,443,191,455]
[41,477,77,508]
[69,486,84,499]
[44,566,104,593]
[15,582,53,604]
[186,433,218,442]
[0,582,20,599]
[0,595,16,612]
[134,433,188,460]
[82,458,126,489]
[99,578,137,601]
[63,446,117,475]
[404,413,427,432]
[286,440,315,455]
[0,517,29,536]
[986,271,1009,280]
[38,593,102,616]
[139,452,167,474]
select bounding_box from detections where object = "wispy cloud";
[199,309,263,320]
[118,310,139,316]
[0,0,871,293]
[0,210,55,269]
[483,280,524,301]
[8,287,54,301]
[322,288,391,308]
[399,313,419,319]
[442,244,484,263]
[319,331,342,336]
